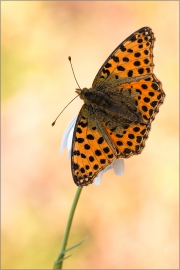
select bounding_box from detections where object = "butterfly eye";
[85,91,92,99]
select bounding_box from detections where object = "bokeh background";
[2,1,179,269]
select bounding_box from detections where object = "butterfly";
[71,27,165,187]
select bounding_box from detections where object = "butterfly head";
[75,88,95,104]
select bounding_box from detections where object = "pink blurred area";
[2,1,179,269]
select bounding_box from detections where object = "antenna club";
[52,121,56,127]
[68,56,71,61]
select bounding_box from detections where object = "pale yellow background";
[2,1,179,269]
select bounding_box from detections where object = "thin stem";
[53,187,83,269]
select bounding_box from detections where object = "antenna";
[68,56,81,89]
[51,94,79,126]
[51,56,81,126]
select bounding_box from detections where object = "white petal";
[93,171,103,185]
[112,159,124,176]
[67,127,74,158]
[59,116,77,154]
[93,159,124,185]
[93,164,113,185]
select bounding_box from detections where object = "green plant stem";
[53,187,83,269]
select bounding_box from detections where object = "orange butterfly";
[68,27,165,187]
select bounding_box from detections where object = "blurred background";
[2,1,179,269]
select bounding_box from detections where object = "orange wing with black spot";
[71,104,116,186]
[95,74,165,158]
[92,27,155,90]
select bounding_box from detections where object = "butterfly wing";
[90,26,165,158]
[95,74,165,158]
[92,27,155,90]
[71,104,117,187]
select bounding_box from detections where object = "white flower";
[60,116,124,185]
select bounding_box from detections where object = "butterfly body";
[71,27,165,187]
[77,87,144,123]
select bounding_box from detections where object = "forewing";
[92,27,155,90]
